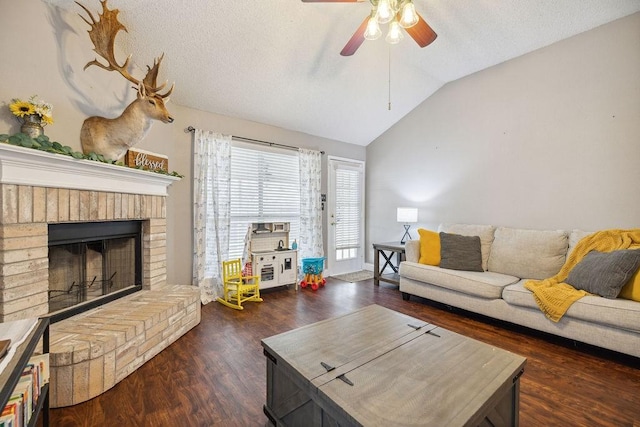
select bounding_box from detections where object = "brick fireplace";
[0,143,201,406]
[0,144,172,321]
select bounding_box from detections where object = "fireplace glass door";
[49,237,136,312]
[48,221,142,319]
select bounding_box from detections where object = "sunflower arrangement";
[9,95,54,125]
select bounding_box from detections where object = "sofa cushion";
[399,261,519,299]
[438,224,495,271]
[569,229,593,257]
[488,227,568,280]
[418,228,440,266]
[502,280,640,333]
[404,240,420,263]
[565,249,640,298]
[439,232,483,272]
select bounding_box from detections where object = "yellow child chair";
[216,259,263,310]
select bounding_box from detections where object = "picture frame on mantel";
[125,148,169,173]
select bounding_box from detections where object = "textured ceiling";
[46,0,640,146]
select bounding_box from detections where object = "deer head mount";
[77,0,175,161]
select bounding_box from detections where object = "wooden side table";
[373,241,406,286]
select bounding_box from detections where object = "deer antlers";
[76,0,173,98]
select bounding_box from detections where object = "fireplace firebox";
[48,220,143,322]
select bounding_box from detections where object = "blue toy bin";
[301,257,325,275]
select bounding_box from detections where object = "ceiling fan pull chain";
[388,44,392,111]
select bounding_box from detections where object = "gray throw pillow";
[565,249,640,298]
[439,232,483,272]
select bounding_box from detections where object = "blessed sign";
[125,149,168,172]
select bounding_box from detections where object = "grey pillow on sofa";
[439,232,483,272]
[438,224,495,271]
[565,249,640,298]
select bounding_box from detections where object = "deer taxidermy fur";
[77,0,174,161]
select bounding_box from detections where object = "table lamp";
[397,207,418,244]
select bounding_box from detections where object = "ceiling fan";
[302,0,437,56]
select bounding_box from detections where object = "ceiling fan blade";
[340,17,369,56]
[405,13,437,48]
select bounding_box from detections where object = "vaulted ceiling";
[46,0,640,146]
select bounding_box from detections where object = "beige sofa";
[399,224,640,358]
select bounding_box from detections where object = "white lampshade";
[397,207,418,223]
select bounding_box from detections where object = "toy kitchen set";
[249,222,298,290]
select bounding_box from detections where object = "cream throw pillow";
[488,227,568,279]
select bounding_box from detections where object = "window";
[228,143,300,259]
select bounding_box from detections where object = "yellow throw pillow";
[418,228,440,266]
[618,269,640,302]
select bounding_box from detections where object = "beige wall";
[0,1,365,285]
[365,12,640,263]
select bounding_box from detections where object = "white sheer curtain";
[192,129,231,304]
[299,149,323,259]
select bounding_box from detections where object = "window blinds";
[228,145,301,259]
[334,167,361,250]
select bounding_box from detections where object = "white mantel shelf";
[0,143,180,196]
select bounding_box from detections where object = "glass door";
[327,157,365,276]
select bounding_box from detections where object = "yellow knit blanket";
[524,229,640,322]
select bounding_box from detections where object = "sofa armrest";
[405,240,420,263]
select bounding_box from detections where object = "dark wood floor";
[50,278,640,426]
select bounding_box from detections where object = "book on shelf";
[13,379,30,427]
[2,398,19,427]
[28,354,49,388]
[1,353,49,427]
[0,400,17,427]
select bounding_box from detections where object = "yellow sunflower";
[9,100,35,117]
[41,115,54,125]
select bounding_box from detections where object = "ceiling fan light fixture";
[364,15,382,40]
[385,19,404,44]
[376,0,394,24]
[399,1,419,28]
[311,0,437,56]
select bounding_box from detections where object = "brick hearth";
[0,144,201,407]
[49,284,199,407]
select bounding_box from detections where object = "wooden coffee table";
[262,305,526,426]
